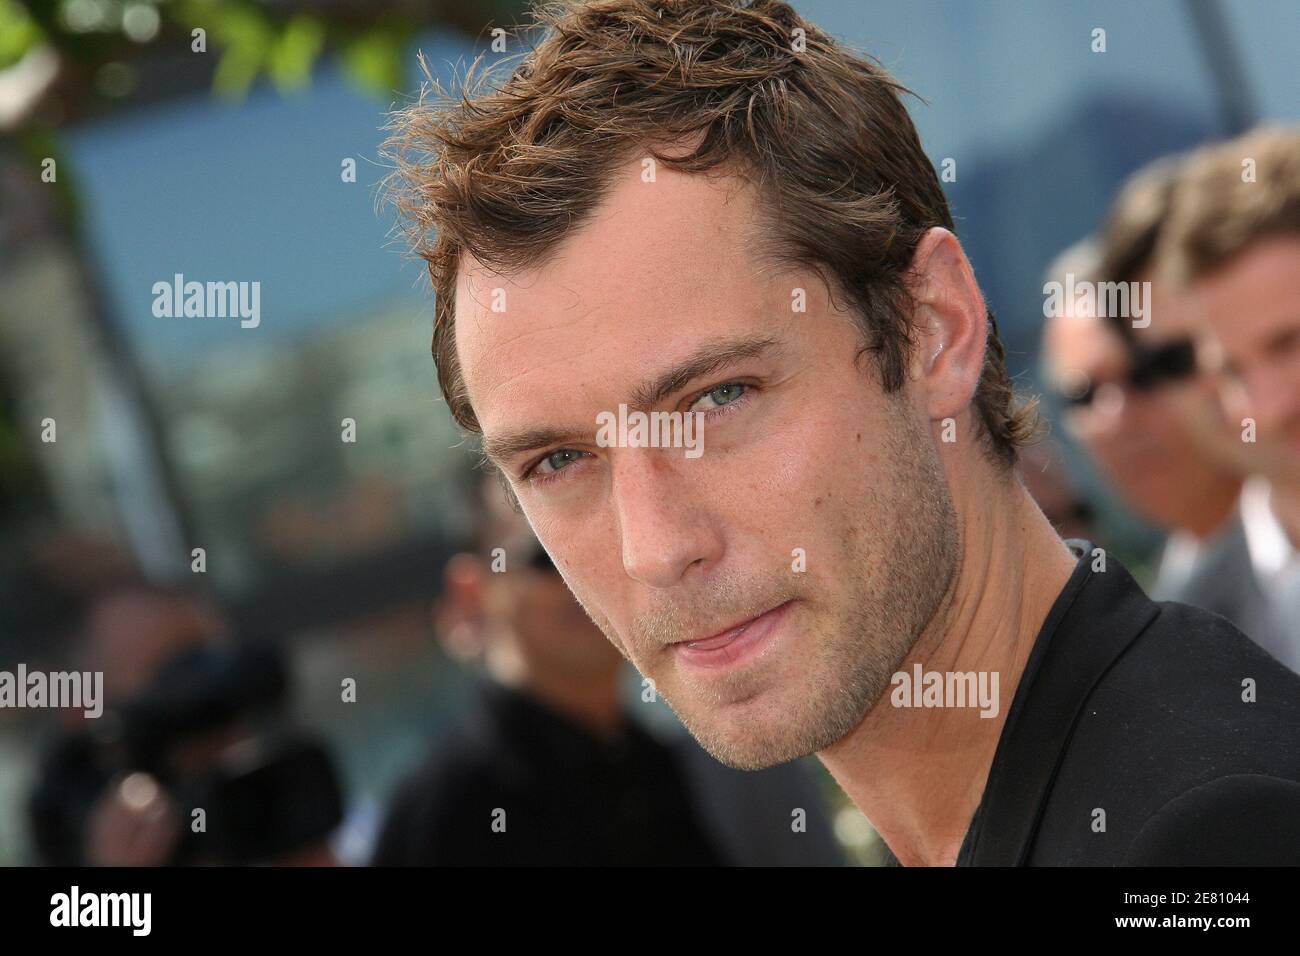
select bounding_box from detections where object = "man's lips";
[677,602,787,648]
[670,600,795,670]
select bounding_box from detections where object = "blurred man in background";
[372,475,843,865]
[1042,160,1245,600]
[1158,126,1300,672]
[1041,242,1178,530]
[1093,157,1250,597]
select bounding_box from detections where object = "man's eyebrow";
[482,424,584,468]
[628,334,781,411]
[481,333,782,468]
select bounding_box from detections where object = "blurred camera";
[32,639,343,866]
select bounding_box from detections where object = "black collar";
[957,540,1161,865]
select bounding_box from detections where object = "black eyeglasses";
[1061,338,1197,408]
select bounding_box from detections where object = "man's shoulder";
[370,734,531,866]
[1122,773,1300,864]
[1099,598,1300,741]
[1030,598,1300,864]
[1118,594,1295,685]
[382,716,531,813]
[1093,599,1299,830]
[1163,518,1277,634]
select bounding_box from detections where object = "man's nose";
[610,450,721,589]
[1078,381,1128,436]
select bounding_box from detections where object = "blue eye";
[693,382,747,411]
[537,448,585,475]
[522,381,753,487]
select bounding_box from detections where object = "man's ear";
[905,227,988,425]
[434,552,488,659]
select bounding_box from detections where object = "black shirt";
[955,539,1300,865]
[371,678,725,866]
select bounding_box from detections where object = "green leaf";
[0,0,45,70]
[267,14,325,94]
[341,26,407,99]
[187,1,276,100]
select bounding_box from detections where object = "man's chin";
[689,726,812,771]
[667,689,841,771]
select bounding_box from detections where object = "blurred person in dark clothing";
[29,581,343,865]
[371,475,843,866]
[1157,127,1300,673]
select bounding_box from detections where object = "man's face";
[1043,307,1199,527]
[1044,281,1245,532]
[1135,275,1250,473]
[454,160,958,770]
[1193,236,1300,488]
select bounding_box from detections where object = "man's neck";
[817,476,1077,866]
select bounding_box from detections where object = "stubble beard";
[571,403,961,771]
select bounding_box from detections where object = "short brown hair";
[1160,126,1300,285]
[1092,155,1182,341]
[383,0,1035,466]
[1098,156,1182,285]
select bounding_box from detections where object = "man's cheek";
[566,577,627,654]
[1217,381,1249,428]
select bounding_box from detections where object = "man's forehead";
[453,159,768,313]
[1196,236,1300,301]
[450,161,806,422]
[1047,312,1125,372]
[1194,238,1300,348]
[454,267,792,441]
[1140,280,1182,326]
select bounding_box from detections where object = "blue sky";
[63,31,473,368]
[61,1,1299,375]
